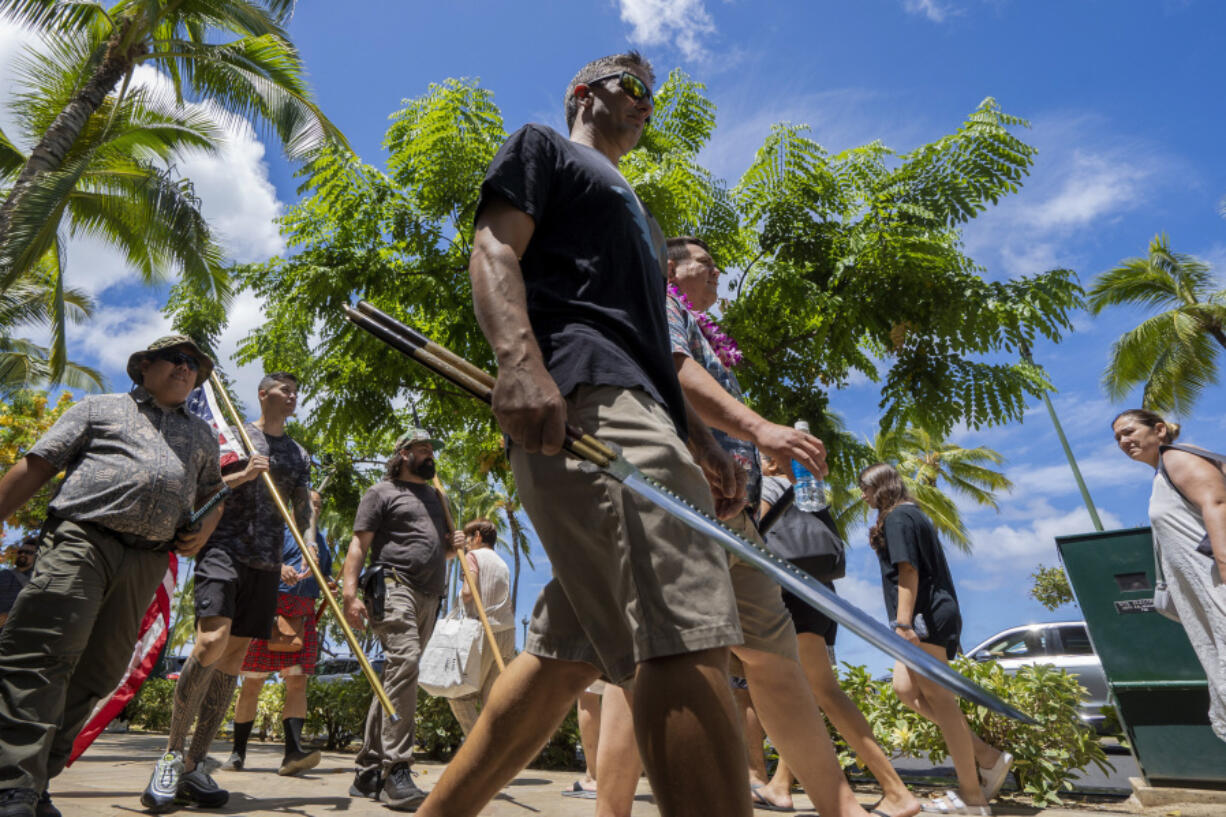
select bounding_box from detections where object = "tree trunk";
[0,18,143,248]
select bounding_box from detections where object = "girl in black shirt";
[859,463,1012,816]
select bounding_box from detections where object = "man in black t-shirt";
[341,429,465,811]
[417,51,751,817]
[143,372,312,813]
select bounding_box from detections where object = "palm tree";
[839,425,1011,552]
[0,265,102,394]
[1088,233,1226,415]
[0,0,345,282]
[0,31,230,383]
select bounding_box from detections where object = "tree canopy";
[235,72,1081,505]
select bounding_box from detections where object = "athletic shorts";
[782,586,838,645]
[723,511,799,662]
[513,386,743,684]
[194,545,280,639]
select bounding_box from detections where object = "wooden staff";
[432,476,507,672]
[209,373,400,720]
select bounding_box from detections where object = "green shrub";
[831,659,1112,806]
[128,678,176,731]
[307,676,374,749]
[414,689,464,760]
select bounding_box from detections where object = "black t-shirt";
[876,504,961,633]
[353,480,449,597]
[207,423,310,572]
[475,123,688,439]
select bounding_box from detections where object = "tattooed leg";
[186,671,239,768]
[166,655,217,757]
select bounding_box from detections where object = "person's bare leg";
[184,635,248,770]
[576,690,602,790]
[893,647,986,808]
[165,617,231,760]
[595,684,643,817]
[634,647,751,817]
[892,666,1000,770]
[283,674,308,720]
[733,685,770,787]
[233,676,263,724]
[738,646,869,817]
[786,635,920,817]
[416,654,599,817]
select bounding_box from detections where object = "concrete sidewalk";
[46,732,1191,816]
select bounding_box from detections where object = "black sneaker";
[140,751,184,813]
[379,764,427,811]
[175,769,228,808]
[0,789,37,817]
[349,767,382,799]
[34,792,59,817]
[278,748,321,777]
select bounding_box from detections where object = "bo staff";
[432,476,506,672]
[209,372,399,720]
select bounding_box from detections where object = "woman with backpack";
[749,454,921,817]
[1112,408,1226,741]
[859,463,1011,816]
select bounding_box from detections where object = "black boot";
[380,763,427,811]
[278,717,320,776]
[225,720,253,771]
[349,767,382,799]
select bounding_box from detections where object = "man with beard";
[342,430,464,811]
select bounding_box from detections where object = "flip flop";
[978,750,1014,801]
[750,785,795,812]
[920,791,991,816]
[561,780,598,799]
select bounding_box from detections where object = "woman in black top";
[859,463,1012,816]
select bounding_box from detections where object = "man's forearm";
[341,536,367,599]
[675,355,766,443]
[470,238,544,369]
[0,456,56,522]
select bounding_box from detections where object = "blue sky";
[3,0,1226,675]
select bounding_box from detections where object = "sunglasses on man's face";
[587,71,652,105]
[153,350,200,372]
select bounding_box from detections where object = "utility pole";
[1021,343,1104,532]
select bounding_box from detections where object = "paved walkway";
[47,732,1191,816]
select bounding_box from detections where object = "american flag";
[67,379,242,763]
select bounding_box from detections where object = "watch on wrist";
[890,620,913,631]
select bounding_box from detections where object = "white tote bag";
[419,608,484,698]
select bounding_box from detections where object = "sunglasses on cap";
[152,350,200,372]
[586,71,652,105]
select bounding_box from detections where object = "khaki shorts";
[513,385,743,683]
[724,511,799,662]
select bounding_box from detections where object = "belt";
[49,514,173,553]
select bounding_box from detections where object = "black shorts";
[194,546,280,639]
[781,582,838,646]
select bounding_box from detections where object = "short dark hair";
[564,51,655,131]
[666,236,710,265]
[258,372,298,393]
[463,519,498,546]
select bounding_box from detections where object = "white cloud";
[617,0,717,62]
[902,0,953,23]
[959,504,1123,578]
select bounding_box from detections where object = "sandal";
[978,750,1014,801]
[920,790,991,816]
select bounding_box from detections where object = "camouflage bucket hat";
[126,335,215,389]
[395,427,443,452]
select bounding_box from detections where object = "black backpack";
[758,485,847,581]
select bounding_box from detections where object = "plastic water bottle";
[791,420,828,511]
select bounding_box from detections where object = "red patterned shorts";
[241,593,319,675]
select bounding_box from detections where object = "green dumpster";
[1057,526,1226,788]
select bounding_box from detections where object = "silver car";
[967,621,1112,730]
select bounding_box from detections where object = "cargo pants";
[0,517,167,791]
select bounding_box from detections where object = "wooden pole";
[209,373,399,720]
[432,476,506,672]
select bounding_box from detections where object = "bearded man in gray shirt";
[0,335,225,817]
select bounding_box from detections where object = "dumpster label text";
[1114,598,1156,614]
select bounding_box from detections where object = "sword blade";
[611,466,1035,724]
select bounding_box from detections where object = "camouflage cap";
[126,334,215,389]
[394,427,443,452]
